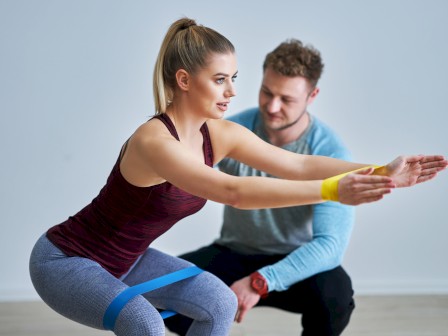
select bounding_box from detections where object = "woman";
[29,17,447,336]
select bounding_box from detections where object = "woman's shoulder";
[133,117,172,140]
[206,118,241,133]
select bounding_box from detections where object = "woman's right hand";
[337,167,396,205]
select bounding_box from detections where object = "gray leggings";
[29,235,237,336]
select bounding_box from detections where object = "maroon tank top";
[47,114,214,277]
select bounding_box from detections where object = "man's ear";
[309,87,320,98]
[175,69,190,91]
[307,87,320,105]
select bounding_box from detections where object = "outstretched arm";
[144,138,394,208]
[123,119,445,209]
[321,155,447,204]
[210,120,447,185]
[122,120,394,209]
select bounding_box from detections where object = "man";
[166,39,355,336]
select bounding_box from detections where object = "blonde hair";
[153,18,235,114]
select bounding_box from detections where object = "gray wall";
[1,0,447,301]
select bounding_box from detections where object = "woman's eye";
[216,78,225,84]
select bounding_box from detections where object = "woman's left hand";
[378,155,447,187]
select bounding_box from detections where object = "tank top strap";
[151,113,214,167]
[200,122,214,167]
[152,114,180,140]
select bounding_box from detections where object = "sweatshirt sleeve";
[259,117,355,292]
[259,201,355,291]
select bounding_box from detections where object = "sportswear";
[47,114,213,278]
[216,108,355,291]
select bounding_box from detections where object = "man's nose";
[267,97,281,113]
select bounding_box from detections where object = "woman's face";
[187,52,238,119]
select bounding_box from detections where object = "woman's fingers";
[352,193,386,205]
[347,173,394,188]
[416,172,438,184]
[419,155,446,164]
[351,188,392,205]
[338,173,395,205]
[337,155,446,204]
[415,156,446,184]
[421,161,447,172]
[419,156,447,173]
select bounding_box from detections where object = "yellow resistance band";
[321,165,383,202]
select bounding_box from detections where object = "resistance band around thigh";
[103,266,203,331]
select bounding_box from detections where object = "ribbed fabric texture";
[30,235,237,336]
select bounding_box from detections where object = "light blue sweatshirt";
[216,108,355,292]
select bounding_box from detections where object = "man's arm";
[231,114,355,322]
[258,201,354,291]
[232,201,354,323]
[259,117,355,289]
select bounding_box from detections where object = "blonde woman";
[29,17,447,336]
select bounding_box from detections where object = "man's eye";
[262,90,272,97]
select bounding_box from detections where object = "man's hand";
[230,276,260,323]
[378,155,447,187]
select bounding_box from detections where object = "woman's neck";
[165,104,206,142]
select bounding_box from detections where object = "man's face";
[258,67,318,132]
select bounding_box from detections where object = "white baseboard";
[353,279,448,295]
[2,280,448,302]
[0,288,40,302]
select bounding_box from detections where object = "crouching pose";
[30,17,447,336]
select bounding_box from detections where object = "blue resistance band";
[103,266,203,331]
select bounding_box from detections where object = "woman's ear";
[175,69,190,91]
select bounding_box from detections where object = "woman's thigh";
[123,248,237,321]
[29,235,164,335]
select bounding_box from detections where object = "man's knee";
[313,267,354,309]
[304,267,355,334]
[178,244,222,269]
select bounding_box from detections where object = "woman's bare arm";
[208,119,447,188]
[120,120,394,209]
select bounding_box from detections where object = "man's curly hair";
[263,39,324,88]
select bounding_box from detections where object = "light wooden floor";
[1,295,447,336]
